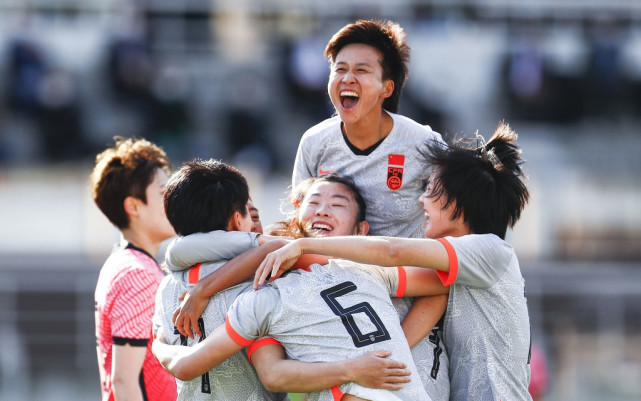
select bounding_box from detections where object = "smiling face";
[419,176,467,239]
[327,43,394,125]
[297,181,367,237]
[247,199,263,234]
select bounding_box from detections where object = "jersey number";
[321,281,391,348]
[177,317,210,393]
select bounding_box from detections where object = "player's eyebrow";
[308,193,351,202]
[334,61,374,68]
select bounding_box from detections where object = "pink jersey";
[95,243,176,401]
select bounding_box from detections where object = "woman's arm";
[112,344,147,401]
[401,294,448,348]
[250,344,411,393]
[165,231,260,272]
[152,324,243,381]
[174,239,289,338]
[255,236,450,287]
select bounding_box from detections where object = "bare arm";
[401,294,448,349]
[174,239,289,338]
[255,236,450,287]
[251,344,411,393]
[152,324,242,381]
[111,344,147,401]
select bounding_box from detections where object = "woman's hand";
[253,240,303,289]
[172,287,209,339]
[347,350,411,390]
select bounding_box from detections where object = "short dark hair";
[163,159,249,236]
[324,19,410,113]
[423,122,530,239]
[90,137,171,229]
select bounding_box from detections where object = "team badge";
[387,154,405,191]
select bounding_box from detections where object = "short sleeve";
[111,269,159,339]
[292,132,314,188]
[164,230,259,272]
[225,287,280,346]
[443,234,513,289]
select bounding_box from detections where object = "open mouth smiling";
[311,222,333,234]
[340,91,359,109]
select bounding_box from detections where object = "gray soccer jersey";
[438,234,532,401]
[391,297,449,401]
[153,234,283,401]
[227,260,432,401]
[292,111,444,238]
[164,230,260,272]
[293,112,450,399]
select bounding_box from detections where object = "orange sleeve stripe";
[395,266,406,297]
[246,338,282,364]
[188,263,202,284]
[331,386,344,400]
[225,316,253,347]
[435,238,458,286]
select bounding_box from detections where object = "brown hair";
[90,137,171,229]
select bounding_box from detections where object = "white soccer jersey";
[437,234,532,401]
[292,111,444,238]
[153,236,284,401]
[226,260,432,401]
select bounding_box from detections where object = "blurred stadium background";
[1,0,640,400]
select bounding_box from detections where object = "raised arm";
[174,238,289,338]
[251,344,411,393]
[255,236,450,287]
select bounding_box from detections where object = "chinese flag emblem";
[387,154,405,191]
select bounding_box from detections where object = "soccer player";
[154,161,411,400]
[292,20,450,399]
[154,254,441,401]
[257,122,533,401]
[292,19,443,238]
[247,198,264,234]
[91,137,177,401]
[167,173,447,400]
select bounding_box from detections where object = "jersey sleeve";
[111,268,159,341]
[225,287,279,346]
[292,134,314,188]
[164,230,260,272]
[437,235,513,289]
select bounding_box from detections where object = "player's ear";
[123,196,141,217]
[227,211,244,231]
[356,221,369,236]
[381,79,394,99]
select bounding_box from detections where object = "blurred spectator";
[584,18,623,118]
[36,68,84,161]
[282,29,332,121]
[224,71,276,173]
[5,37,45,115]
[149,65,191,157]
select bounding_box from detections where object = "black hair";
[423,122,529,239]
[163,159,249,236]
[271,173,367,238]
